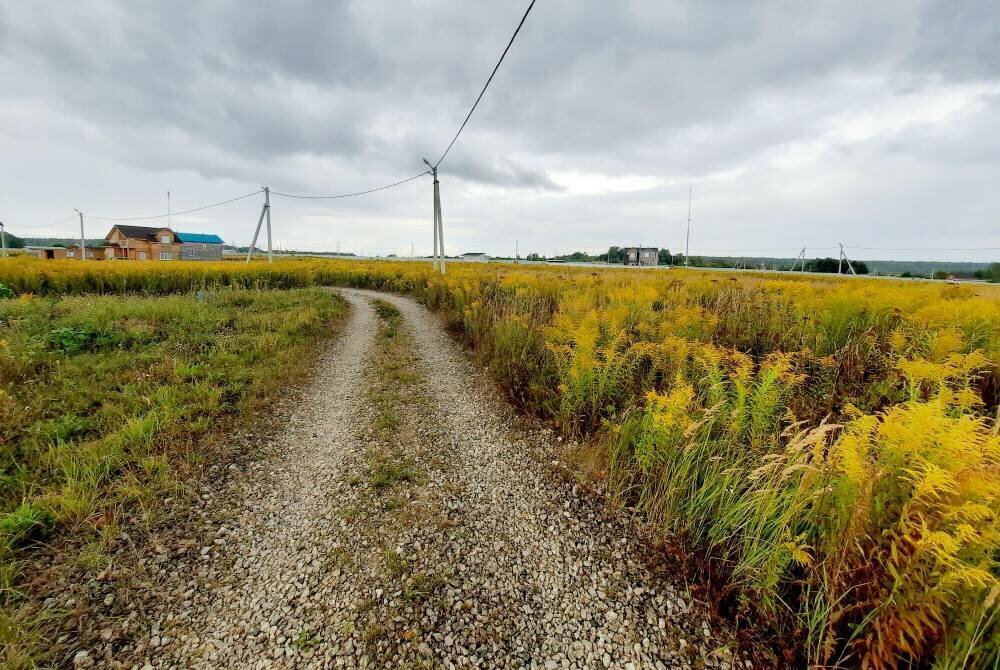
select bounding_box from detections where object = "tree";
[0,231,24,249]
[805,257,870,274]
[600,246,623,264]
[525,252,542,261]
[989,263,1000,283]
[658,248,672,265]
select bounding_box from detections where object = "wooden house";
[103,225,180,261]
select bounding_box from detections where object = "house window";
[66,251,75,258]
[161,235,171,244]
[160,252,172,260]
[138,251,147,260]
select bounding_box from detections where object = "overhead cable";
[847,245,1000,252]
[433,0,537,169]
[85,189,264,221]
[14,214,80,229]
[271,172,430,200]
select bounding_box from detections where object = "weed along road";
[112,289,749,670]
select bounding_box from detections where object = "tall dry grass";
[1,256,997,666]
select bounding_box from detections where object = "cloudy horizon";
[2,1,999,262]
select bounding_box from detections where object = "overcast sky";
[2,1,999,261]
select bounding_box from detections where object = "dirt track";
[101,289,748,670]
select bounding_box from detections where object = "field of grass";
[1,256,997,667]
[0,280,345,667]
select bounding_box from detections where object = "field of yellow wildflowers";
[1,255,997,667]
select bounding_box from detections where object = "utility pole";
[838,243,857,275]
[515,239,519,264]
[423,158,445,274]
[685,187,692,266]
[0,221,6,258]
[245,188,272,264]
[264,186,272,263]
[789,247,805,272]
[167,191,171,230]
[74,208,85,261]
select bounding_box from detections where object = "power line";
[433,0,537,169]
[13,214,80,230]
[686,247,836,253]
[85,189,263,222]
[271,171,430,200]
[847,245,1000,252]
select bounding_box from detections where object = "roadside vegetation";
[0,283,345,667]
[1,256,997,667]
[366,299,421,494]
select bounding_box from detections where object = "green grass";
[364,298,423,496]
[0,287,345,667]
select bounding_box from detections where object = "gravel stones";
[103,289,748,669]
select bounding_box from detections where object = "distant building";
[104,225,180,260]
[176,232,225,260]
[623,247,658,266]
[26,246,71,260]
[25,242,102,260]
[460,252,490,263]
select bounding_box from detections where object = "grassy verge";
[0,287,346,668]
[365,300,421,495]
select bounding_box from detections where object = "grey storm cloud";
[0,1,998,259]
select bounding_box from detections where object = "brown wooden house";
[103,225,180,261]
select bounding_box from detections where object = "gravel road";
[101,289,750,670]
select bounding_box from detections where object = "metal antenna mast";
[685,188,692,266]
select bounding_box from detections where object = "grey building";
[623,247,658,266]
[176,232,225,260]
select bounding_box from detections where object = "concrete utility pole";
[0,221,6,258]
[264,186,273,263]
[73,208,85,261]
[515,239,519,264]
[167,191,171,229]
[789,247,806,272]
[423,158,445,274]
[685,187,692,266]
[838,243,857,275]
[246,188,272,264]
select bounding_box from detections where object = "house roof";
[461,252,488,256]
[175,232,225,244]
[106,225,171,242]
